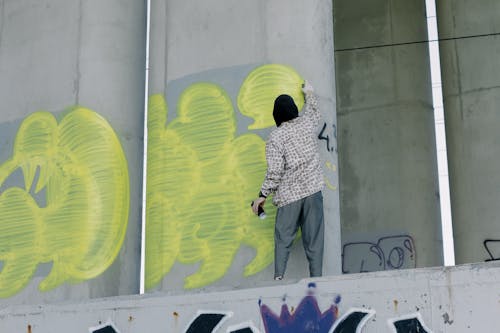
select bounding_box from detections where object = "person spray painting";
[252,80,324,280]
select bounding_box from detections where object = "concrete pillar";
[334,0,443,273]
[0,0,146,304]
[146,0,340,293]
[436,1,500,264]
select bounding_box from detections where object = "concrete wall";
[333,0,444,273]
[2,261,500,332]
[145,0,341,293]
[436,1,500,264]
[0,0,146,304]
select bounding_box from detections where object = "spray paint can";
[251,201,266,219]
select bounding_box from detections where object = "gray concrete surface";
[146,0,340,293]
[0,0,146,304]
[2,261,500,332]
[6,0,495,315]
[437,0,500,264]
[334,0,444,272]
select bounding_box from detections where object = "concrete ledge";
[1,261,499,332]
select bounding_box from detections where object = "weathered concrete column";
[146,0,340,293]
[437,1,500,264]
[0,0,146,304]
[334,0,443,273]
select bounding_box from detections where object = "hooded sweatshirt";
[273,94,299,127]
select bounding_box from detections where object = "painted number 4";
[318,123,337,153]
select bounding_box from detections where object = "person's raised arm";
[301,80,320,125]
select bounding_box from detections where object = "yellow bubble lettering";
[0,108,129,297]
[145,82,276,290]
[237,64,304,129]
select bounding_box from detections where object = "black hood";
[273,94,298,127]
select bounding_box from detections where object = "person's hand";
[252,197,266,215]
[302,80,314,94]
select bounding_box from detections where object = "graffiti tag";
[90,321,120,333]
[318,122,337,153]
[86,284,433,333]
[342,235,416,274]
[483,239,500,261]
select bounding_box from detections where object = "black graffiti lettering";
[342,235,416,274]
[318,123,337,153]
[359,259,368,273]
[483,239,500,261]
[92,325,118,333]
[86,309,434,333]
[392,317,429,333]
[318,123,331,151]
[387,247,405,269]
[332,311,371,333]
[332,310,432,333]
[342,242,384,273]
[369,244,384,267]
[404,238,413,252]
[186,313,227,333]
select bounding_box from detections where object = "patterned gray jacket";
[259,92,324,207]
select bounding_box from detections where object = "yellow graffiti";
[0,108,129,297]
[325,179,337,191]
[326,161,337,172]
[325,161,338,190]
[237,64,304,129]
[145,82,276,290]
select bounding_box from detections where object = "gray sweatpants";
[274,191,324,278]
